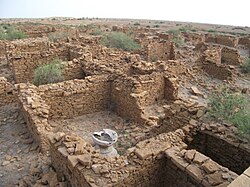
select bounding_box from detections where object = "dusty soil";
[49,111,149,155]
[0,104,50,187]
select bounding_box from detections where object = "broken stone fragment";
[202,159,221,174]
[75,141,87,155]
[77,154,92,166]
[92,164,102,174]
[186,164,203,183]
[184,149,196,162]
[193,152,209,164]
[206,171,224,186]
[191,86,203,96]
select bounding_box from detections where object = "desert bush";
[241,58,250,73]
[48,32,70,42]
[179,27,188,32]
[208,87,250,140]
[153,24,160,28]
[33,59,64,86]
[207,29,217,33]
[173,37,185,47]
[90,28,102,36]
[166,29,180,35]
[134,22,140,26]
[0,25,27,40]
[101,32,140,51]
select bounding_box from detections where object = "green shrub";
[208,87,250,140]
[173,37,185,47]
[207,29,217,33]
[101,32,140,51]
[48,32,70,42]
[241,58,250,73]
[166,29,180,35]
[33,59,64,86]
[153,24,160,28]
[0,25,27,40]
[91,28,102,36]
[179,27,187,32]
[134,22,140,26]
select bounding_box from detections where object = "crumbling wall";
[39,75,111,119]
[147,40,175,62]
[187,130,250,175]
[164,147,238,187]
[0,77,16,106]
[152,99,206,135]
[5,38,81,83]
[0,41,6,58]
[50,129,236,187]
[200,46,232,80]
[156,33,173,41]
[134,73,165,106]
[164,77,179,101]
[221,46,242,65]
[63,60,85,81]
[183,32,205,43]
[239,36,250,49]
[202,46,221,64]
[17,83,51,152]
[49,130,185,187]
[205,34,238,48]
[111,75,146,124]
[5,37,49,53]
[17,24,56,38]
[202,62,232,80]
[7,39,91,83]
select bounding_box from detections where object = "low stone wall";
[111,75,146,124]
[153,99,206,135]
[146,40,175,62]
[0,41,6,58]
[202,62,232,80]
[183,32,205,43]
[50,128,237,187]
[134,73,165,106]
[49,130,185,187]
[5,37,49,53]
[17,24,56,38]
[187,130,250,175]
[239,36,250,49]
[203,45,221,64]
[17,83,51,152]
[164,147,238,186]
[63,60,85,81]
[205,34,238,48]
[6,38,87,83]
[221,46,242,65]
[111,73,179,124]
[0,77,16,107]
[39,75,111,119]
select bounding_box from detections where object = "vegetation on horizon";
[101,32,140,51]
[0,24,27,40]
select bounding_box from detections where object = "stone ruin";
[0,22,249,187]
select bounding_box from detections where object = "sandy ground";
[0,104,50,187]
[49,111,141,155]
